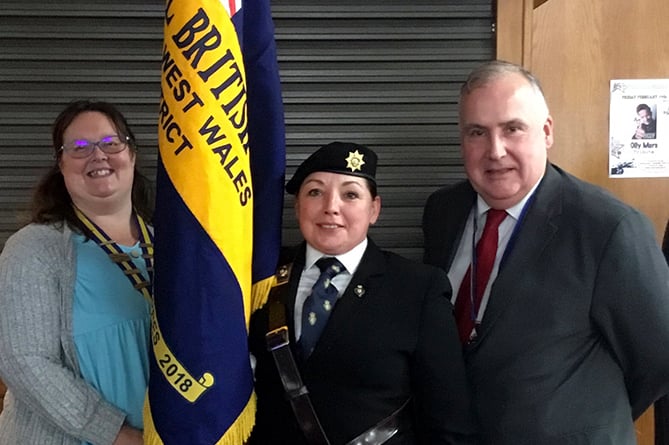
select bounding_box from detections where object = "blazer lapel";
[472,164,562,346]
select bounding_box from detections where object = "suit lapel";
[439,183,477,271]
[472,165,563,346]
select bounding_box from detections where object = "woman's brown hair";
[31,100,153,232]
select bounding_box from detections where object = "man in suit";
[422,60,669,444]
[249,142,476,444]
[655,221,669,445]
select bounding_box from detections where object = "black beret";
[285,141,378,195]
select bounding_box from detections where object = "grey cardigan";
[0,223,127,445]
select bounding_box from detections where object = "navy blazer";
[423,164,669,444]
[248,239,477,444]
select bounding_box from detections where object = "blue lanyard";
[500,192,535,270]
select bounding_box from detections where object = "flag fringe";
[251,275,276,312]
[143,392,257,445]
[215,392,257,445]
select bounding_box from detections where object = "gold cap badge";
[345,150,365,172]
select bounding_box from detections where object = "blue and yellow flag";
[145,0,285,443]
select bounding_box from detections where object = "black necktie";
[300,257,345,359]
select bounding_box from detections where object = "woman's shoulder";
[380,249,447,281]
[2,223,70,256]
[374,250,452,307]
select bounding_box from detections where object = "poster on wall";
[609,79,669,178]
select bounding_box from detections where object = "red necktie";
[454,209,507,343]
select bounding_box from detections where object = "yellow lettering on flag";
[160,1,252,307]
[150,306,214,402]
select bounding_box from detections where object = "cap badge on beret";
[345,150,365,172]
[284,141,378,195]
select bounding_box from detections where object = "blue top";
[72,234,150,442]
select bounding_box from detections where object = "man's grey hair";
[460,60,546,98]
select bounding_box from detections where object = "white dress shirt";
[293,238,367,340]
[448,178,542,324]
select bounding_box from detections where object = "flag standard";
[145,0,285,443]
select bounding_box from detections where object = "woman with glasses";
[0,100,152,445]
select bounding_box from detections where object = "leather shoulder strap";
[267,262,292,333]
[264,263,331,445]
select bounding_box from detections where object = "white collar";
[304,238,368,276]
[475,174,543,220]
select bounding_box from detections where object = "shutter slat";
[0,0,493,261]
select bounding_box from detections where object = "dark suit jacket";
[655,221,669,445]
[248,239,477,444]
[423,164,669,445]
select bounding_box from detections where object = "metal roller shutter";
[0,0,493,261]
